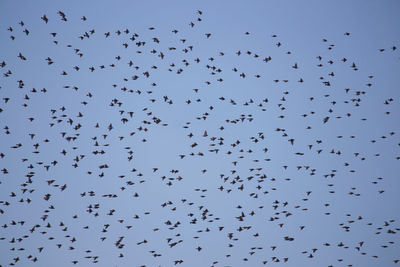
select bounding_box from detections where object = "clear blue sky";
[0,0,399,266]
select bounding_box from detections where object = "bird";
[41,14,49,23]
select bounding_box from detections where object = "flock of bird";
[0,7,399,267]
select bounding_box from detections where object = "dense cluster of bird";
[0,8,399,267]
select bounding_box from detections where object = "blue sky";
[0,0,399,266]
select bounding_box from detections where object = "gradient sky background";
[0,0,399,266]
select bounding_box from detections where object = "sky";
[0,0,399,266]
